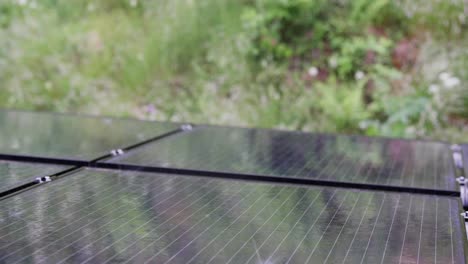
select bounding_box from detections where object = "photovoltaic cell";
[0,110,179,161]
[106,126,457,191]
[0,160,68,194]
[0,169,464,263]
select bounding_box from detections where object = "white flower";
[405,126,416,135]
[130,0,138,7]
[307,67,319,77]
[358,121,368,129]
[87,3,95,12]
[439,72,451,81]
[17,0,27,6]
[328,57,338,68]
[429,84,439,94]
[355,71,365,80]
[137,53,144,62]
[444,77,460,89]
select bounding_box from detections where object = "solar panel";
[0,160,68,194]
[0,168,464,263]
[105,126,457,191]
[0,110,179,161]
[463,144,468,177]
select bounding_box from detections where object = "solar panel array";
[0,110,466,264]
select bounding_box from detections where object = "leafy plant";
[242,0,328,60]
[314,78,371,132]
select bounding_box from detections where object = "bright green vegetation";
[0,0,466,141]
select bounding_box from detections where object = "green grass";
[0,0,466,141]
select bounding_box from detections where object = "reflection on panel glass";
[0,111,178,160]
[0,169,464,263]
[0,160,68,193]
[109,126,456,190]
[463,145,468,177]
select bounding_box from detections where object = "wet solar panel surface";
[107,126,457,191]
[0,160,68,194]
[0,169,464,264]
[463,145,468,177]
[0,111,179,160]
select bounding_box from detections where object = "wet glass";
[0,110,179,160]
[107,126,457,191]
[0,160,68,193]
[0,168,464,263]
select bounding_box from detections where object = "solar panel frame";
[0,168,466,263]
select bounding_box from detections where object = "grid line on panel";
[264,189,339,263]
[359,193,386,264]
[221,189,307,264]
[341,193,375,264]
[99,184,269,263]
[2,177,215,263]
[193,188,323,264]
[0,173,190,245]
[398,196,414,263]
[203,187,295,264]
[57,180,251,264]
[322,192,363,264]
[380,195,401,264]
[139,185,262,264]
[0,170,464,263]
[301,192,352,264]
[449,200,455,264]
[417,197,426,264]
[0,172,134,235]
[139,186,290,264]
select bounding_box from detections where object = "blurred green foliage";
[0,0,466,141]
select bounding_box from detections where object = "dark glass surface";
[0,160,68,193]
[108,126,456,191]
[463,144,468,177]
[0,110,179,160]
[0,169,464,263]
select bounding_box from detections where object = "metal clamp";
[454,152,463,169]
[36,176,52,184]
[110,149,125,156]
[181,124,193,131]
[451,144,462,152]
[461,211,468,221]
[461,185,468,210]
[451,144,464,169]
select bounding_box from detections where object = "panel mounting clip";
[36,176,52,184]
[181,124,193,131]
[110,149,125,156]
[451,144,464,169]
[461,212,468,221]
[460,185,468,210]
